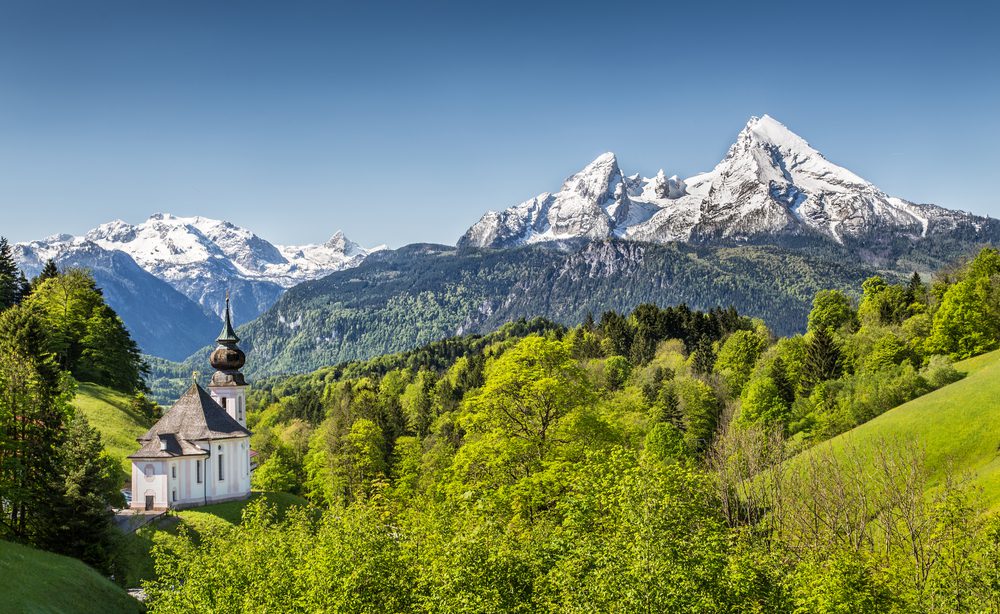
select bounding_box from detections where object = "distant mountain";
[460,115,996,249]
[83,214,381,322]
[15,215,381,359]
[14,237,219,361]
[158,240,894,381]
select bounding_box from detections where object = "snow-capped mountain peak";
[460,115,988,248]
[28,214,379,321]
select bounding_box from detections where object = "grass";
[120,491,309,587]
[73,382,150,481]
[792,348,1000,510]
[0,539,140,614]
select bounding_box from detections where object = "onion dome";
[209,293,247,386]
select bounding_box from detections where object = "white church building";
[129,297,253,511]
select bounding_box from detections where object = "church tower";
[208,294,248,428]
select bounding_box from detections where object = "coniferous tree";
[0,237,19,311]
[768,356,796,407]
[690,335,716,375]
[35,414,121,574]
[906,271,924,305]
[33,259,59,289]
[800,327,843,394]
[0,304,72,542]
[14,270,30,304]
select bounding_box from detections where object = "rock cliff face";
[460,115,990,248]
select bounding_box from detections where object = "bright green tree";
[807,289,857,332]
[926,248,1000,359]
[714,329,768,396]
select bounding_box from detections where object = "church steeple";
[217,292,240,344]
[209,292,246,387]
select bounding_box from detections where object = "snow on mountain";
[21,214,381,323]
[460,115,990,248]
[13,236,221,361]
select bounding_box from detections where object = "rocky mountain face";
[15,215,379,359]
[460,115,994,249]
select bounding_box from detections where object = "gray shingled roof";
[129,383,250,459]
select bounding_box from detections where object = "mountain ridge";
[460,115,993,249]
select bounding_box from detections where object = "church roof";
[129,382,250,459]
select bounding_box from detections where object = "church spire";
[217,291,240,344]
[209,291,246,386]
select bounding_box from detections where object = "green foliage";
[0,304,74,543]
[740,376,790,429]
[603,355,632,390]
[35,414,122,574]
[715,328,768,395]
[800,327,843,393]
[0,237,23,311]
[807,289,857,332]
[157,241,888,382]
[129,247,1000,611]
[27,269,148,393]
[926,247,1000,359]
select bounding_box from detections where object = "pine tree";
[906,271,925,306]
[801,327,843,394]
[0,304,72,542]
[768,356,795,406]
[31,259,59,292]
[690,335,716,375]
[35,414,121,574]
[14,270,30,304]
[0,237,19,311]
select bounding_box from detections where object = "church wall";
[130,460,168,510]
[209,385,248,428]
[204,437,251,504]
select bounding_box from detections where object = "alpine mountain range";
[14,115,998,371]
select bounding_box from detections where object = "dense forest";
[152,239,897,384]
[0,238,150,576]
[142,247,1000,612]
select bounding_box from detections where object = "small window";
[196,460,202,484]
[221,397,227,409]
[218,455,224,481]
[172,489,176,502]
[144,464,155,482]
[171,465,176,479]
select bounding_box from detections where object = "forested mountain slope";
[169,240,892,381]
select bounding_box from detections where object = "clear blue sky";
[2,0,998,248]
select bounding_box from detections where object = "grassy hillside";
[73,382,150,481]
[793,349,1000,510]
[0,540,139,614]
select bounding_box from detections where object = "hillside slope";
[793,349,1000,509]
[0,540,139,614]
[73,382,149,481]
[165,240,893,381]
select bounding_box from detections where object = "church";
[129,297,253,511]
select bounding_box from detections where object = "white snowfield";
[459,115,983,248]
